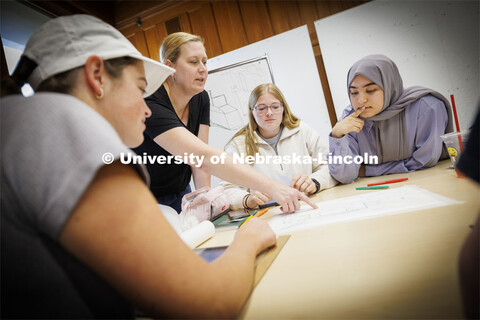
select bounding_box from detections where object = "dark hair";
[11,56,138,94]
[36,66,83,94]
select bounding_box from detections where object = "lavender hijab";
[347,54,453,163]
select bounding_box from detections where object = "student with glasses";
[221,83,337,210]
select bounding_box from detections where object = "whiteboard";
[205,56,273,132]
[206,25,331,187]
[315,0,479,131]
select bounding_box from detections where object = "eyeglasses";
[252,103,283,115]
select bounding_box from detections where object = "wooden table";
[203,161,480,319]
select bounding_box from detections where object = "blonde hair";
[229,83,300,157]
[159,32,204,64]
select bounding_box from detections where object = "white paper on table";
[268,185,462,234]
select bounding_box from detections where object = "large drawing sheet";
[315,0,479,131]
[268,186,461,234]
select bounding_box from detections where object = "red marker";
[367,177,408,187]
[450,94,464,151]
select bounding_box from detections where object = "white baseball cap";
[20,14,174,97]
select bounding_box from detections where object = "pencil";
[367,177,408,187]
[254,208,269,218]
[239,215,253,228]
[239,208,269,228]
[356,186,389,190]
[450,94,464,151]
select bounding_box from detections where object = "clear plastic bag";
[179,186,230,230]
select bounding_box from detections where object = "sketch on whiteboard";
[205,56,274,130]
[208,93,242,130]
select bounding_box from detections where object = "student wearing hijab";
[329,54,453,184]
[221,83,337,210]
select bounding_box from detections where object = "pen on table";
[239,208,269,228]
[259,201,279,209]
[356,186,390,190]
[367,177,408,187]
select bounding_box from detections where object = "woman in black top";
[134,32,210,212]
[134,32,316,214]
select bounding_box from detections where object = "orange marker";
[239,208,269,228]
[254,208,269,218]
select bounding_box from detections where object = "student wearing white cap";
[1,15,277,318]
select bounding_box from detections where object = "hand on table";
[270,183,318,213]
[246,191,271,209]
[235,217,276,255]
[290,174,316,194]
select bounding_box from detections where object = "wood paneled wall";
[117,0,369,126]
